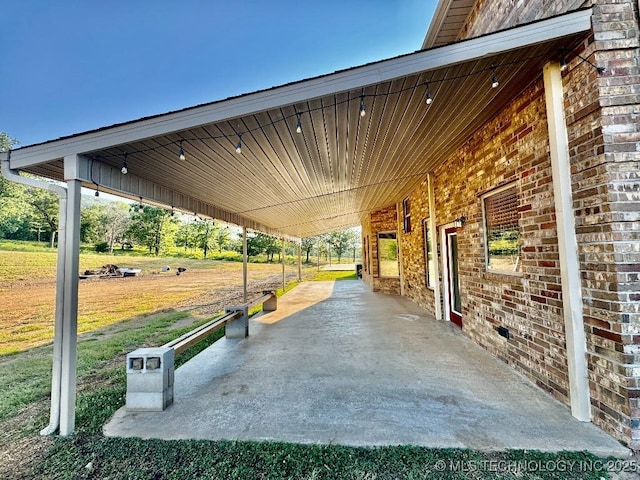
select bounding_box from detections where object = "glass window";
[377,231,399,277]
[422,218,436,287]
[402,198,411,233]
[483,184,521,273]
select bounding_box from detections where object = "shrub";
[95,241,109,253]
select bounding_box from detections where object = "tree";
[215,226,231,252]
[0,133,32,240]
[301,237,315,263]
[126,206,177,256]
[329,230,350,263]
[100,202,131,254]
[26,186,59,247]
[175,221,198,252]
[195,220,216,258]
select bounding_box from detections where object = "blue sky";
[1,1,437,147]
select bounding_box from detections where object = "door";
[445,227,462,328]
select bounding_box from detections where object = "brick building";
[362,0,640,449]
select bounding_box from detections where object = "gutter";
[1,153,68,436]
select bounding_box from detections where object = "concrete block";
[262,291,277,312]
[126,347,174,411]
[225,305,249,339]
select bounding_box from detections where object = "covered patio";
[104,280,627,455]
[1,9,597,436]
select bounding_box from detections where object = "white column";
[242,227,248,303]
[397,202,405,296]
[543,61,591,422]
[297,242,302,281]
[281,238,286,291]
[59,155,82,435]
[427,173,442,320]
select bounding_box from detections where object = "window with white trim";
[483,184,521,273]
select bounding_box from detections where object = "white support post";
[427,173,442,320]
[242,227,248,303]
[281,238,286,291]
[397,202,405,296]
[543,61,591,422]
[59,156,82,435]
[297,242,302,281]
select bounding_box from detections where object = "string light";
[138,196,144,212]
[171,206,175,216]
[425,83,433,105]
[94,185,99,197]
[90,53,575,166]
[178,140,186,161]
[120,153,128,174]
[491,67,499,88]
[560,56,567,71]
[296,114,302,134]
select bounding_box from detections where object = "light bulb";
[296,118,302,134]
[426,91,433,105]
[360,98,366,117]
[121,162,128,175]
[236,142,242,154]
[179,148,185,161]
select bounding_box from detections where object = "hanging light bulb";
[296,114,302,134]
[359,96,366,117]
[120,153,128,175]
[138,197,143,212]
[425,84,433,105]
[94,185,100,197]
[178,140,186,161]
[171,206,175,217]
[560,56,568,72]
[491,68,499,89]
[236,133,243,154]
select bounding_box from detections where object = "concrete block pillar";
[262,291,277,312]
[126,347,174,412]
[225,305,249,339]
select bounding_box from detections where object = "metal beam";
[543,61,591,422]
[68,156,297,241]
[8,9,592,170]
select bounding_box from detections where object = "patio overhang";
[4,9,592,239]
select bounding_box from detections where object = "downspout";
[1,153,68,435]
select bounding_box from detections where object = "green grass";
[312,270,359,281]
[0,310,219,422]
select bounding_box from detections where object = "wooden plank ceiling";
[24,33,586,239]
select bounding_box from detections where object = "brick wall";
[406,0,640,449]
[399,80,573,406]
[460,0,588,39]
[361,205,401,295]
[571,0,640,449]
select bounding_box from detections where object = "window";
[402,198,411,233]
[483,184,521,273]
[377,231,399,277]
[422,218,436,287]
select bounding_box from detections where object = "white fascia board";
[9,8,592,171]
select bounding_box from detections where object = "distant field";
[0,247,305,355]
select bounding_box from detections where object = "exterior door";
[445,227,462,328]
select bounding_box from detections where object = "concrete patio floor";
[105,280,628,456]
